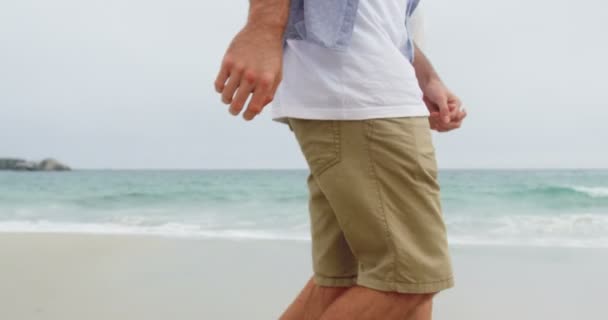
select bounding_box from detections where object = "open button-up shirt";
[284,0,421,62]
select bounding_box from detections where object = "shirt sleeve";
[409,3,425,49]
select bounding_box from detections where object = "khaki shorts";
[288,117,454,294]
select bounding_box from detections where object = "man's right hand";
[214,23,284,121]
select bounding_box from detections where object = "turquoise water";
[1,170,607,247]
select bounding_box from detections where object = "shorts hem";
[314,274,358,288]
[357,276,454,294]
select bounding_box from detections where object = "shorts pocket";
[412,118,440,187]
[289,119,341,177]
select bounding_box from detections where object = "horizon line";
[58,167,608,171]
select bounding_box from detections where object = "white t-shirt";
[272,0,428,121]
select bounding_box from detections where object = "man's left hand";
[422,80,467,132]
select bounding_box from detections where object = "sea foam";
[569,186,608,198]
[1,215,608,248]
[0,220,310,241]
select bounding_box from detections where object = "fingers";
[243,75,275,121]
[229,79,254,116]
[442,91,462,123]
[217,70,276,121]
[429,107,467,132]
[430,120,460,132]
[221,69,242,104]
[448,94,462,109]
[455,108,467,122]
[214,65,229,93]
[242,90,265,120]
[425,88,465,132]
[450,107,466,122]
[442,120,462,131]
[438,102,450,124]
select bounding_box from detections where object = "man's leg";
[319,287,434,320]
[279,170,358,320]
[406,296,433,320]
[280,277,349,320]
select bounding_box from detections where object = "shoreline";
[0,230,606,249]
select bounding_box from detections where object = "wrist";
[419,77,443,93]
[412,45,443,93]
[247,1,289,34]
[243,20,286,39]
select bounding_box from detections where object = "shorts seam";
[361,276,454,286]
[314,274,358,287]
[316,274,358,280]
[391,276,454,285]
[364,120,396,283]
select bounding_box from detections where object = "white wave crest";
[446,213,608,248]
[570,186,608,198]
[2,214,608,248]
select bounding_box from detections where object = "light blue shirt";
[284,0,421,62]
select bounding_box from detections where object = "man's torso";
[273,0,427,122]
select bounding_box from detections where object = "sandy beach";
[0,233,605,320]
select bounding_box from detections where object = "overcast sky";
[1,0,606,169]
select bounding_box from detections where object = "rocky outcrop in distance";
[0,158,71,171]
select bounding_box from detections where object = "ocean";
[1,170,607,248]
